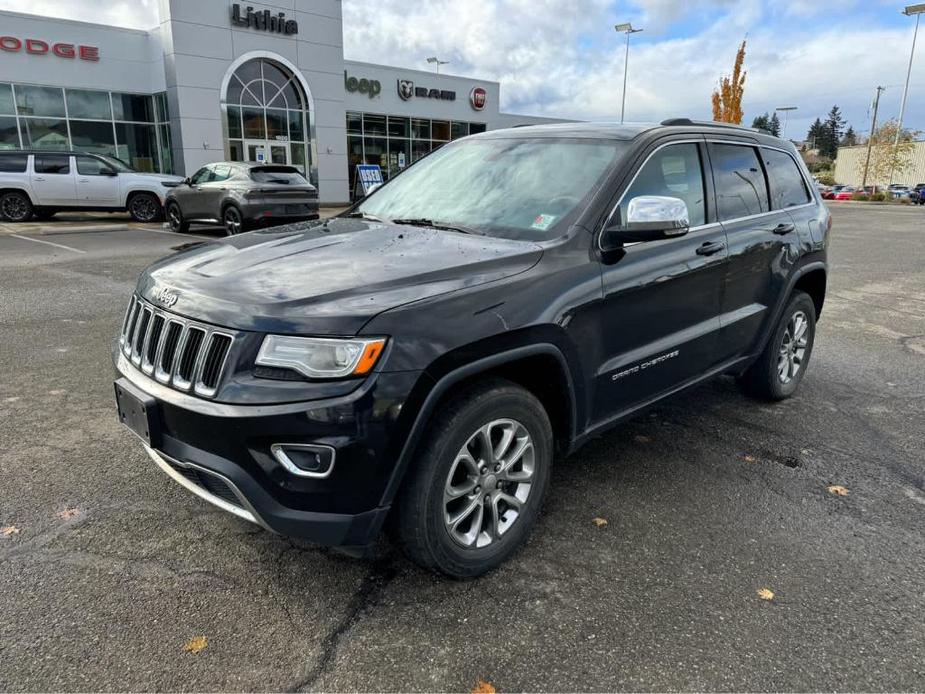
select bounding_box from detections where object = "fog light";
[271,444,335,478]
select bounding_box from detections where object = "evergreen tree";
[841,126,857,147]
[818,105,845,159]
[751,112,770,131]
[806,118,825,149]
[768,112,781,137]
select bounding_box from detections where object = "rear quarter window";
[0,153,27,173]
[761,148,811,209]
[249,167,307,185]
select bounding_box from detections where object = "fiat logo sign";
[470,87,487,111]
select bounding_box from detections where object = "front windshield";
[98,154,134,173]
[358,137,626,239]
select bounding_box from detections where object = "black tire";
[391,379,553,578]
[738,290,817,401]
[127,192,163,223]
[165,201,189,233]
[0,191,34,222]
[222,205,245,235]
[33,209,57,221]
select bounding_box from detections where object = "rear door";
[594,139,730,422]
[31,154,77,206]
[75,155,119,205]
[709,141,806,361]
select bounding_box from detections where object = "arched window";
[223,58,314,184]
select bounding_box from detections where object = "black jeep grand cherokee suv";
[114,120,830,577]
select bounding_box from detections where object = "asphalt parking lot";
[1,204,923,692]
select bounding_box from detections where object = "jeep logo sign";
[470,87,487,111]
[344,71,381,99]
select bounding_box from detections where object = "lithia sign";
[231,4,299,35]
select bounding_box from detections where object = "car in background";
[165,162,319,235]
[0,150,183,223]
[888,184,913,200]
[914,184,925,205]
[833,186,856,200]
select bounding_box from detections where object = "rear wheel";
[392,380,553,578]
[738,290,817,401]
[165,201,189,233]
[0,191,33,222]
[223,205,244,235]
[128,192,162,223]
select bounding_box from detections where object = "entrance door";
[244,140,290,165]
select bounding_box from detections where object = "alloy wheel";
[167,204,183,231]
[1,195,30,222]
[778,310,809,384]
[443,418,535,549]
[131,195,159,222]
[224,207,242,235]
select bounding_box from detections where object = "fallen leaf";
[634,435,651,444]
[56,508,81,520]
[592,517,608,528]
[827,485,849,497]
[743,454,758,464]
[1,526,20,537]
[757,588,775,601]
[472,680,496,694]
[184,636,208,654]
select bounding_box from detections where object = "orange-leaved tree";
[711,40,747,124]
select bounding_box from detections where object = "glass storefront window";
[158,124,173,175]
[229,140,244,162]
[69,120,116,155]
[411,119,431,140]
[16,86,66,117]
[115,122,158,172]
[363,114,386,136]
[388,116,410,138]
[66,90,112,120]
[451,122,468,139]
[242,108,266,138]
[432,120,450,141]
[290,142,306,173]
[470,123,487,134]
[364,136,387,170]
[265,109,287,140]
[22,118,69,149]
[227,106,242,139]
[347,111,362,134]
[0,116,20,149]
[388,138,410,177]
[155,93,169,122]
[112,93,154,122]
[412,139,431,163]
[288,110,305,141]
[0,84,14,116]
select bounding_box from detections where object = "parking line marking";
[8,234,86,254]
[141,227,216,241]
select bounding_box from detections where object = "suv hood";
[138,218,543,334]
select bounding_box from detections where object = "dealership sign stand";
[354,164,384,199]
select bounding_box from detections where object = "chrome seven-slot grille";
[120,295,234,398]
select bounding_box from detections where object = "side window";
[762,148,811,209]
[208,165,232,182]
[76,156,106,176]
[34,155,71,175]
[189,167,210,184]
[0,153,27,173]
[619,143,706,227]
[710,144,769,221]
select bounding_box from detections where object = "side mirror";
[183,177,192,186]
[602,195,691,248]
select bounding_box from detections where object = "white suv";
[0,151,184,223]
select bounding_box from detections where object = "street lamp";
[889,3,925,183]
[426,56,449,74]
[615,22,643,124]
[775,106,798,139]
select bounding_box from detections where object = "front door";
[594,140,729,424]
[75,155,120,205]
[244,140,290,165]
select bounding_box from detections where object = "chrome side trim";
[271,443,336,479]
[144,445,272,531]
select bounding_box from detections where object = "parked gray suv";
[165,162,319,235]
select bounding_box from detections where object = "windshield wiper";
[343,211,384,222]
[390,218,484,235]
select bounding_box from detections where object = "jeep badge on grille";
[151,287,179,308]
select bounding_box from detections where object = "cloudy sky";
[3,0,922,140]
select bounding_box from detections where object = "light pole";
[775,106,798,139]
[615,22,643,124]
[889,3,924,183]
[426,56,449,74]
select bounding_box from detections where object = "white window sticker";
[531,213,557,231]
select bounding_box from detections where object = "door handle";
[33,176,46,181]
[773,222,795,235]
[696,241,726,256]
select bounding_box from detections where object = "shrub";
[852,193,870,201]
[898,196,911,205]
[870,192,888,202]
[816,172,837,186]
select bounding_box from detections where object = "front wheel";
[223,205,244,235]
[165,201,189,234]
[738,290,817,400]
[392,380,553,578]
[128,193,163,223]
[0,191,33,222]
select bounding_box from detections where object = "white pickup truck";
[0,151,183,222]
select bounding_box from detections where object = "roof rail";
[660,118,769,136]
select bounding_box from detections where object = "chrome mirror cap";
[625,195,690,235]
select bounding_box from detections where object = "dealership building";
[0,1,561,203]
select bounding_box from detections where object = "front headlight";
[255,335,387,379]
